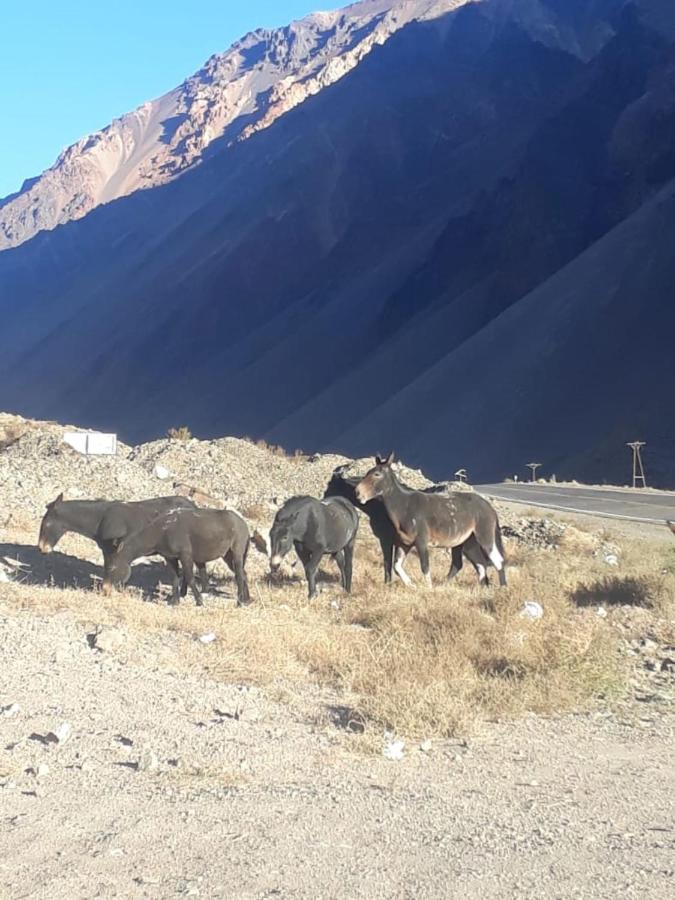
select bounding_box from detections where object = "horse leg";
[462,535,490,587]
[225,549,251,607]
[380,536,394,584]
[343,538,355,593]
[333,550,347,590]
[475,519,507,587]
[302,550,323,599]
[196,562,209,593]
[447,545,464,582]
[393,546,414,587]
[164,557,182,604]
[417,536,432,588]
[179,552,202,606]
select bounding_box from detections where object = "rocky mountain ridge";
[0,0,462,250]
[0,0,629,250]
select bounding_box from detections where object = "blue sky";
[0,1,342,199]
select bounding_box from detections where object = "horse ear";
[251,529,271,557]
[47,492,64,509]
[375,455,384,465]
[384,452,395,467]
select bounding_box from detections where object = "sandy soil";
[1,591,673,900]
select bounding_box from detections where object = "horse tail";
[495,522,506,561]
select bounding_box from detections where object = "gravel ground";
[1,601,673,900]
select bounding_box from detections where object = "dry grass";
[250,438,306,461]
[2,522,673,742]
[239,502,269,523]
[167,426,193,441]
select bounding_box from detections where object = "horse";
[103,506,251,606]
[266,496,359,598]
[354,454,506,587]
[324,465,494,586]
[37,494,210,587]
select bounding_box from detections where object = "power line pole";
[627,441,647,488]
[527,463,542,483]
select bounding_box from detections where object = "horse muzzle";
[270,555,283,572]
[38,541,53,554]
[354,486,370,505]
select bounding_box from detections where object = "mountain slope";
[1,0,674,485]
[0,0,460,250]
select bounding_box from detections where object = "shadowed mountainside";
[1,0,674,484]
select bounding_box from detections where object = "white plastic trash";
[520,601,544,621]
[383,739,405,761]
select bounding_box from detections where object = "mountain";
[0,0,456,250]
[1,0,674,485]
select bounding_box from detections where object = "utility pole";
[455,468,468,485]
[627,441,647,488]
[527,462,542,483]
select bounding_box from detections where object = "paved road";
[476,483,675,525]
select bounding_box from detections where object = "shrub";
[167,426,192,441]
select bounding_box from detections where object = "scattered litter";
[383,738,405,761]
[1,702,21,717]
[596,606,608,618]
[153,464,171,480]
[520,601,544,621]
[93,627,126,654]
[198,633,217,644]
[36,764,50,778]
[137,749,159,773]
[419,739,432,753]
[46,722,72,744]
[604,554,619,566]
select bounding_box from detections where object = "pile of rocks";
[500,516,567,551]
[0,414,438,530]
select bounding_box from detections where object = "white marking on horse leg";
[488,545,504,571]
[475,563,487,584]
[423,570,432,588]
[394,548,413,587]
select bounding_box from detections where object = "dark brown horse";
[324,465,494,586]
[267,496,359,599]
[355,454,506,587]
[38,494,210,587]
[103,507,251,606]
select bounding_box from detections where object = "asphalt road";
[476,483,675,525]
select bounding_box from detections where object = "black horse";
[325,465,495,586]
[38,494,209,586]
[355,454,506,588]
[268,496,359,598]
[103,507,251,606]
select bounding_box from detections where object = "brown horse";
[355,454,506,587]
[103,507,251,606]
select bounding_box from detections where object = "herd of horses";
[37,454,507,606]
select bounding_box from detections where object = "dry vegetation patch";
[5,518,671,745]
